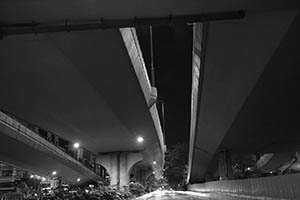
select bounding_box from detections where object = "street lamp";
[52,171,57,176]
[73,142,80,149]
[137,136,144,143]
[77,178,81,182]
[153,161,157,165]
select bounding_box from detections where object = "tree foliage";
[164,143,188,189]
[145,175,169,192]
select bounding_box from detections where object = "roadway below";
[136,190,285,200]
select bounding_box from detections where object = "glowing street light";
[153,161,157,165]
[30,175,34,179]
[77,178,81,182]
[137,136,144,143]
[73,142,80,149]
[52,171,57,176]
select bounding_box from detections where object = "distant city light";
[52,171,57,176]
[137,136,144,143]
[73,142,80,149]
[246,167,251,171]
[77,178,81,182]
[30,175,34,179]
[153,161,157,165]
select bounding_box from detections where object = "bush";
[20,181,147,200]
[128,182,146,197]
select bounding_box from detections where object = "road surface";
[136,190,271,200]
[136,191,218,200]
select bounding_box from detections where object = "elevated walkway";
[0,110,103,184]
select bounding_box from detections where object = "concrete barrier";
[188,173,300,199]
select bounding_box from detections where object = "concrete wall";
[189,173,300,199]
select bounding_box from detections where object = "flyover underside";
[0,29,150,153]
[189,9,300,183]
[0,111,101,184]
[219,11,300,154]
[0,28,163,152]
[0,27,164,180]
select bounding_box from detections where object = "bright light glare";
[73,142,80,149]
[137,136,144,143]
[153,161,157,165]
[30,175,34,179]
[52,171,57,176]
[77,178,81,182]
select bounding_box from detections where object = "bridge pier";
[218,150,233,180]
[97,152,143,189]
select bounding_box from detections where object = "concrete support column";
[97,152,143,189]
[120,153,129,188]
[218,150,233,180]
[108,153,119,187]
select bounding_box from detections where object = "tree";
[231,153,258,179]
[145,175,170,192]
[164,143,188,190]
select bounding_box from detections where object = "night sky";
[136,24,193,147]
